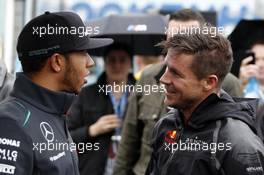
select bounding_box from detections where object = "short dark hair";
[20,57,48,74]
[159,28,233,87]
[20,53,70,74]
[169,9,205,25]
[250,40,264,50]
[103,42,132,59]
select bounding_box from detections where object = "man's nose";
[160,67,170,85]
[87,55,95,68]
[112,60,124,69]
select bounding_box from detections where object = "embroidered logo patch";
[164,130,177,144]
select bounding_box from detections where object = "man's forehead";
[168,20,200,29]
[165,49,193,64]
[107,50,130,57]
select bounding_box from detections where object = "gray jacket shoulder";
[141,63,164,78]
[0,98,31,127]
[219,118,264,154]
[222,73,243,97]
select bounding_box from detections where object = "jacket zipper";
[162,125,184,174]
[63,116,79,175]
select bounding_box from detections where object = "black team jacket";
[146,91,264,175]
[0,73,79,175]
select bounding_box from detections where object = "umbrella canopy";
[229,20,264,52]
[228,19,264,77]
[87,13,168,56]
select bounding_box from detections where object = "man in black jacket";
[114,9,244,175]
[0,11,112,175]
[146,27,264,174]
[67,43,136,175]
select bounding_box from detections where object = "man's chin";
[164,99,177,108]
[75,85,83,94]
[64,85,81,94]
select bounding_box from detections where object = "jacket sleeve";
[145,120,161,175]
[221,137,264,175]
[67,90,91,144]
[0,118,33,175]
[113,90,143,175]
[257,112,264,143]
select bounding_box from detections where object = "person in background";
[239,42,264,100]
[0,59,14,101]
[67,43,136,175]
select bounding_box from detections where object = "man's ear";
[49,53,65,73]
[203,75,218,91]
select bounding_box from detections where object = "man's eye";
[171,70,177,75]
[170,70,180,77]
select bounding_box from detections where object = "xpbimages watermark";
[32,24,100,37]
[33,141,100,154]
[165,23,225,38]
[98,82,166,95]
[164,136,232,154]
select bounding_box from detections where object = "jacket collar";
[176,90,257,131]
[11,73,75,115]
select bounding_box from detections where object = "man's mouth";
[165,87,176,94]
[165,90,176,96]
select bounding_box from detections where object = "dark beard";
[63,63,79,94]
[169,96,198,111]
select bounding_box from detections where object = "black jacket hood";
[177,90,258,133]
